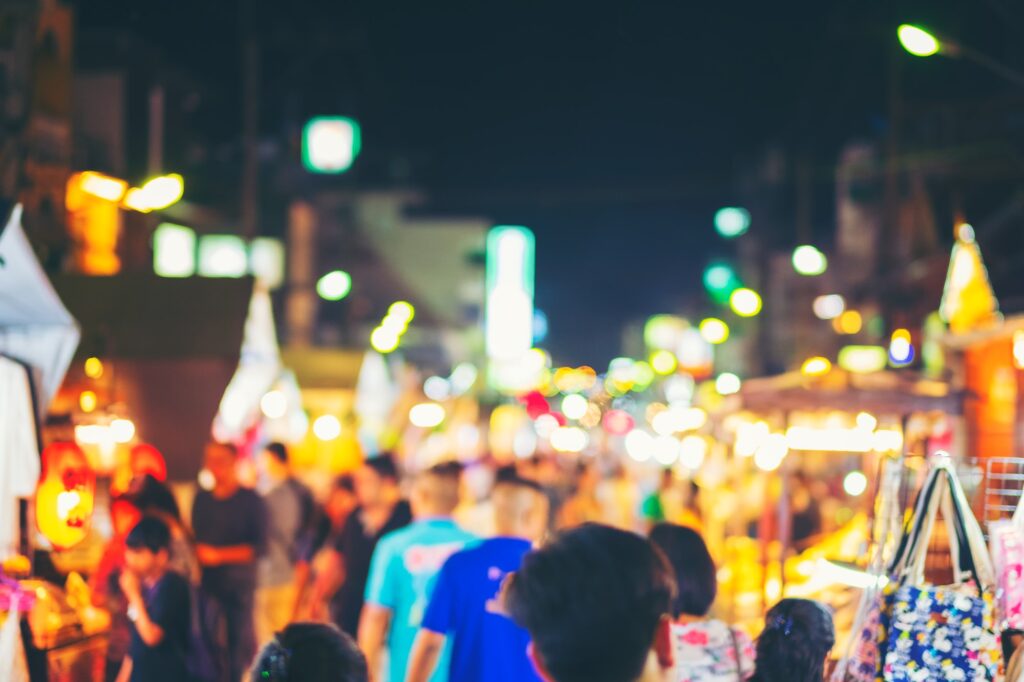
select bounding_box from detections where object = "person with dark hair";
[649,524,755,682]
[250,622,368,682]
[114,518,190,682]
[505,523,677,682]
[749,599,834,682]
[407,476,549,682]
[359,463,475,682]
[191,441,268,682]
[256,441,313,645]
[127,474,200,583]
[318,454,412,637]
[294,475,358,620]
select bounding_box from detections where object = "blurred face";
[354,466,386,507]
[326,487,357,524]
[205,443,237,487]
[524,494,550,543]
[124,546,165,578]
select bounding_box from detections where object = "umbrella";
[0,204,80,414]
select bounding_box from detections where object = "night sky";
[76,1,1024,366]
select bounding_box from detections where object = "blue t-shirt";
[421,537,542,682]
[365,518,476,682]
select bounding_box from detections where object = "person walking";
[748,599,834,682]
[359,463,476,682]
[406,475,549,682]
[191,442,267,682]
[250,623,368,682]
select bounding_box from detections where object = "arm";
[290,560,312,620]
[196,543,257,566]
[406,630,446,682]
[358,604,393,682]
[120,572,165,647]
[115,657,133,682]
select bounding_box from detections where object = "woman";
[649,523,755,682]
[749,599,834,682]
[250,622,367,682]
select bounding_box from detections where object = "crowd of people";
[92,441,836,682]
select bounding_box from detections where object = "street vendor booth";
[0,203,110,681]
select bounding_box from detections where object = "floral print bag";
[878,459,1000,682]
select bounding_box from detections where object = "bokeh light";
[714,207,751,238]
[813,295,845,320]
[801,356,832,377]
[898,24,940,57]
[715,373,742,395]
[313,415,342,441]
[729,288,762,317]
[317,270,352,301]
[699,318,730,345]
[561,394,589,421]
[650,350,678,375]
[792,245,828,276]
[833,310,863,335]
[410,402,446,428]
[843,471,869,497]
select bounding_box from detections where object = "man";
[407,476,549,682]
[359,463,476,682]
[292,474,358,620]
[191,441,267,682]
[115,518,190,682]
[255,442,307,644]
[505,524,677,682]
[318,454,412,637]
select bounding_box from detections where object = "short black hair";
[649,523,717,617]
[429,460,464,479]
[265,442,289,464]
[125,517,171,554]
[752,599,835,682]
[333,474,355,494]
[506,524,676,682]
[126,474,181,521]
[494,473,545,495]
[251,622,367,682]
[363,454,399,482]
[494,464,520,484]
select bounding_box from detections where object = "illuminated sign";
[485,226,535,390]
[303,116,361,174]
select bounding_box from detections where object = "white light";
[653,406,707,435]
[370,327,401,353]
[625,430,654,462]
[813,295,845,320]
[652,436,681,465]
[664,375,695,404]
[304,117,360,173]
[110,419,136,443]
[735,421,770,457]
[313,415,342,441]
[260,390,288,419]
[792,245,828,276]
[198,469,216,491]
[153,223,196,278]
[74,424,107,445]
[856,412,877,431]
[818,559,889,590]
[250,238,286,289]
[317,270,353,301]
[679,435,707,470]
[534,414,560,438]
[561,394,589,421]
[844,471,869,497]
[410,403,446,429]
[715,373,742,395]
[872,429,903,453]
[450,363,478,395]
[424,376,451,401]
[754,434,789,471]
[551,426,588,453]
[786,426,873,452]
[486,227,535,362]
[198,235,248,278]
[513,428,537,459]
[889,337,913,364]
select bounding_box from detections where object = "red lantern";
[37,442,96,550]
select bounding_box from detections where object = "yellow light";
[1015,330,1024,370]
[715,373,742,395]
[872,429,904,453]
[856,412,878,431]
[370,326,401,353]
[898,24,941,58]
[729,288,762,317]
[679,435,707,470]
[834,310,863,335]
[844,471,869,497]
[838,345,888,373]
[801,356,832,377]
[110,419,136,443]
[313,415,342,441]
[79,391,98,413]
[122,174,184,213]
[550,426,588,453]
[409,402,446,428]
[754,434,789,471]
[650,350,678,375]
[699,318,730,344]
[388,301,416,323]
[786,426,872,452]
[84,357,104,379]
[78,172,128,202]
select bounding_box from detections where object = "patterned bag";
[879,460,1000,682]
[990,504,1024,629]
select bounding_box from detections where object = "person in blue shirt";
[359,463,476,682]
[406,475,550,682]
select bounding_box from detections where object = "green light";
[792,245,828,276]
[714,207,750,238]
[317,270,352,301]
[898,24,940,57]
[153,223,196,278]
[302,116,361,174]
[703,262,742,304]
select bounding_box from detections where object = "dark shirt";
[191,488,267,593]
[331,500,412,636]
[128,571,190,682]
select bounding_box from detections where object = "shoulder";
[157,572,190,600]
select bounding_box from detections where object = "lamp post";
[898,23,1024,88]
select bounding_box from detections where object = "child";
[749,599,834,682]
[115,517,191,682]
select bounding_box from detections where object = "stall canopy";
[0,204,80,414]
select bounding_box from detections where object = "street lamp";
[897,23,1024,88]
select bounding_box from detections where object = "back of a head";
[127,474,181,521]
[752,599,835,682]
[250,622,368,682]
[265,442,289,465]
[648,523,716,618]
[363,453,399,482]
[506,524,676,682]
[125,516,172,553]
[492,475,547,538]
[413,463,463,516]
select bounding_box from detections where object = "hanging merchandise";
[990,497,1024,631]
[0,357,40,561]
[36,442,97,550]
[876,459,999,682]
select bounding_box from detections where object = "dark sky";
[77,0,1023,367]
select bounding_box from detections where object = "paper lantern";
[37,442,96,550]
